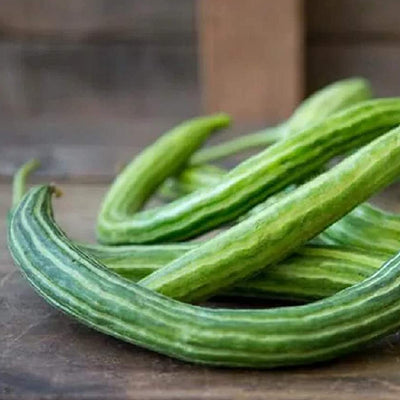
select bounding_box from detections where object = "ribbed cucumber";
[98,99,400,244]
[160,78,372,200]
[99,114,229,218]
[158,164,226,200]
[190,77,372,165]
[140,125,400,302]
[321,203,400,255]
[9,185,400,368]
[15,162,381,303]
[80,242,385,302]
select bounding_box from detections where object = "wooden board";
[0,0,195,41]
[0,41,198,120]
[3,182,400,399]
[198,0,304,123]
[307,43,400,96]
[306,0,400,97]
[307,0,400,37]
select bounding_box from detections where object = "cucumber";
[160,78,372,200]
[140,125,400,302]
[98,99,400,244]
[9,184,400,368]
[190,77,372,165]
[80,242,385,302]
[321,203,400,255]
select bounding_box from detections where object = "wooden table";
[2,182,400,400]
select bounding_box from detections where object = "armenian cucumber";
[140,125,400,301]
[98,99,400,244]
[9,185,400,368]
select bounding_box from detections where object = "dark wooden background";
[1,0,400,180]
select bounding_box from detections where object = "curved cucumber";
[190,77,372,165]
[140,125,400,302]
[8,185,400,368]
[158,164,226,200]
[98,99,400,244]
[80,242,385,302]
[99,114,229,219]
[11,160,391,304]
[160,78,372,200]
[321,203,400,255]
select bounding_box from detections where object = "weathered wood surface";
[0,0,195,41]
[2,0,400,41]
[198,0,303,123]
[2,182,400,399]
[307,0,400,37]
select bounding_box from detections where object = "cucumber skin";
[98,113,230,225]
[321,203,400,255]
[189,77,372,165]
[81,242,385,302]
[9,185,400,368]
[161,77,372,199]
[140,125,400,302]
[98,99,400,245]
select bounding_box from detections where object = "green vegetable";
[98,113,229,224]
[158,164,226,200]
[160,78,372,200]
[12,158,40,209]
[10,161,388,304]
[98,99,400,245]
[9,185,400,368]
[81,242,385,302]
[140,125,400,302]
[190,77,372,165]
[321,203,400,255]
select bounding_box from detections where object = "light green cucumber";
[139,125,400,302]
[80,242,385,302]
[159,78,372,200]
[321,203,400,255]
[98,99,400,244]
[190,77,372,165]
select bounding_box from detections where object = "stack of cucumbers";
[9,78,400,368]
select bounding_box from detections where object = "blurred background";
[1,0,400,180]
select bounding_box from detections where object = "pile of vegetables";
[8,77,400,368]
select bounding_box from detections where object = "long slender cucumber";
[140,125,400,302]
[190,77,372,165]
[98,99,400,244]
[321,203,400,254]
[9,185,400,368]
[80,242,386,302]
[160,78,372,200]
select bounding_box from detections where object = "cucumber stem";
[12,159,40,208]
[190,126,283,165]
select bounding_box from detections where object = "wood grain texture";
[2,182,400,399]
[198,0,304,123]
